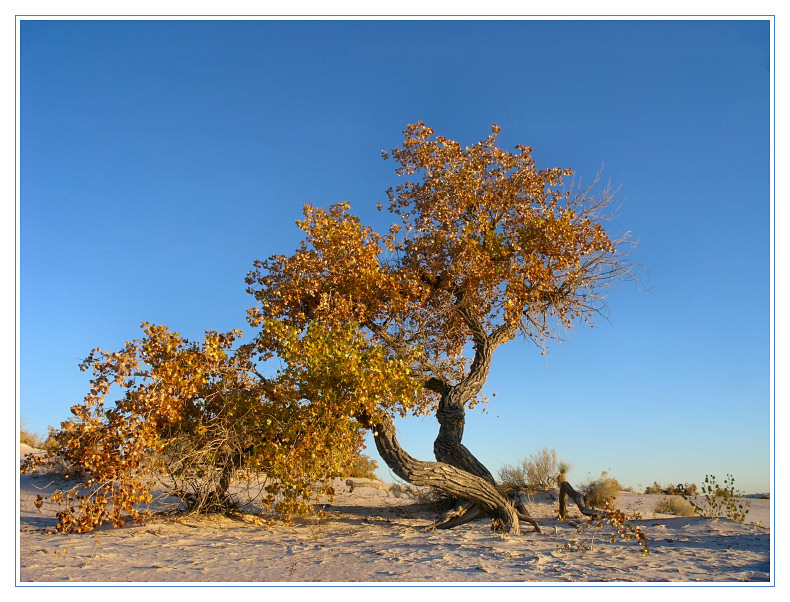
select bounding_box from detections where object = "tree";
[25,123,633,535]
[246,123,634,534]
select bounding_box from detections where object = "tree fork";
[360,411,534,535]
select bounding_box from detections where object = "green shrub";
[681,474,750,523]
[581,471,622,508]
[654,496,696,517]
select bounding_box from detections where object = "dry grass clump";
[389,483,456,513]
[498,447,570,491]
[20,423,58,451]
[20,428,42,448]
[654,496,696,517]
[581,471,622,508]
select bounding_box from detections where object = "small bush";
[645,481,697,496]
[654,496,696,517]
[581,471,622,508]
[20,420,43,448]
[347,453,379,479]
[498,447,569,491]
[681,474,750,523]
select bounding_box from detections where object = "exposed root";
[429,491,541,533]
[558,480,609,519]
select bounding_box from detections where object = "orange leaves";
[246,201,407,334]
[246,123,632,421]
[374,123,631,347]
[21,323,265,533]
[24,124,633,534]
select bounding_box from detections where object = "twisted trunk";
[363,310,539,534]
[362,411,523,534]
[434,396,496,484]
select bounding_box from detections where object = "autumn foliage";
[23,123,632,534]
[22,321,420,532]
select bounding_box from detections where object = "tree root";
[558,480,608,519]
[429,491,541,533]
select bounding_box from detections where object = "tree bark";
[363,310,535,534]
[361,411,523,534]
[433,395,496,484]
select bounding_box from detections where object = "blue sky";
[18,18,771,493]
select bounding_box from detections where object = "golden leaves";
[245,123,631,420]
[25,124,632,534]
[22,323,266,533]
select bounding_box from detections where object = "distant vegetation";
[654,496,696,517]
[580,471,622,508]
[19,422,56,451]
[497,447,570,491]
[644,481,698,496]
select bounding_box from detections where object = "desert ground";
[18,444,771,584]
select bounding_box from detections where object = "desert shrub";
[676,482,697,496]
[20,428,41,448]
[654,496,696,517]
[559,499,649,556]
[36,426,59,451]
[681,474,750,523]
[663,482,696,496]
[498,447,568,491]
[347,453,379,479]
[20,420,46,448]
[581,471,622,508]
[21,321,421,533]
[645,481,697,496]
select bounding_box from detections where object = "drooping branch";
[363,319,451,396]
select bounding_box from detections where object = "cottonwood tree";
[24,123,633,535]
[246,123,634,535]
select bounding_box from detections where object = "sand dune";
[18,446,771,583]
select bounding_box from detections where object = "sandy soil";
[18,445,771,584]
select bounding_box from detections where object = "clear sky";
[18,18,772,493]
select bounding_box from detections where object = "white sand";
[18,445,771,583]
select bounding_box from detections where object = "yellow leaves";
[26,321,271,534]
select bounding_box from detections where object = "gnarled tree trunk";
[361,410,539,535]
